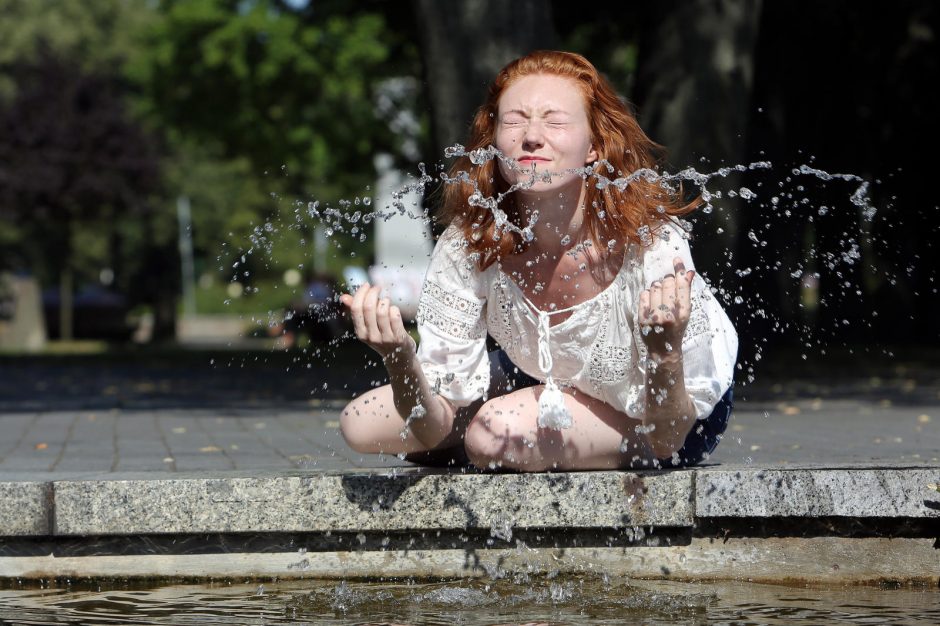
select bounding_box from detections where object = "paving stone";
[0,415,35,457]
[696,467,940,518]
[0,453,58,472]
[170,453,236,472]
[0,481,51,535]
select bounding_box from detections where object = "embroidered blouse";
[415,221,738,420]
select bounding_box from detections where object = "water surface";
[1,577,936,625]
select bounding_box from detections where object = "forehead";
[498,74,587,116]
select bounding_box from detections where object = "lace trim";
[417,281,485,340]
[586,293,635,392]
[488,278,514,351]
[421,362,489,403]
[590,345,633,386]
[685,290,711,340]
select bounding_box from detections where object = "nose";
[522,120,545,151]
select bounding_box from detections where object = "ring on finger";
[657,304,670,312]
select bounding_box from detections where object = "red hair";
[439,50,698,269]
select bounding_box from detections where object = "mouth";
[517,157,550,166]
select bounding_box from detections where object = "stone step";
[1,465,938,583]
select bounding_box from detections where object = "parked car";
[42,285,135,340]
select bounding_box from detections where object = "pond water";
[1,577,937,625]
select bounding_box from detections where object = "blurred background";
[0,0,937,396]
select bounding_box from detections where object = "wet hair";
[439,50,699,269]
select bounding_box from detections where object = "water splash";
[215,144,934,459]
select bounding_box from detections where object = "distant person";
[277,272,344,347]
[339,51,737,471]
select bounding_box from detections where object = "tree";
[128,0,417,200]
[412,0,556,156]
[0,52,161,339]
[632,0,762,283]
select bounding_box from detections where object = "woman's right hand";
[339,283,416,362]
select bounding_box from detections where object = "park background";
[0,0,937,395]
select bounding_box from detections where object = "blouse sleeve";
[639,219,738,419]
[415,226,490,407]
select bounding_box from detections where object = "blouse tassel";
[535,310,573,429]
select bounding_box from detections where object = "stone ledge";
[0,481,51,536]
[2,538,936,584]
[51,470,692,536]
[4,466,940,540]
[695,468,940,518]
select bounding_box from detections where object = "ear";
[586,144,598,164]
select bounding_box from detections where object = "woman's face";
[495,73,598,193]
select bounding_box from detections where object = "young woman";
[339,51,737,471]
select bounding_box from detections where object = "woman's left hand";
[638,257,694,360]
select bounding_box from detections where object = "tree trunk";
[58,264,73,341]
[412,0,556,156]
[633,0,762,284]
[141,218,179,343]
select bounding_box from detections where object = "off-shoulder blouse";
[415,221,738,420]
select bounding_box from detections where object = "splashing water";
[215,142,934,463]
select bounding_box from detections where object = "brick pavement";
[0,402,408,476]
[0,396,938,478]
[1,351,938,477]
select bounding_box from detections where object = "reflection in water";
[1,577,937,625]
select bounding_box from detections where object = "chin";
[518,174,582,194]
[501,165,570,189]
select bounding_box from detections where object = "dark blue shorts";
[405,349,733,469]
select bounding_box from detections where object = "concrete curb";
[1,465,938,583]
[51,470,692,535]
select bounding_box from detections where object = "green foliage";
[127,0,415,201]
[0,0,156,100]
[0,0,425,329]
[0,54,161,275]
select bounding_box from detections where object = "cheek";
[495,129,520,151]
[562,135,595,164]
[496,157,514,182]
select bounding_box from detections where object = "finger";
[676,268,692,322]
[673,256,687,277]
[362,285,382,341]
[649,280,663,321]
[376,297,394,341]
[638,289,652,324]
[348,283,370,338]
[661,274,677,312]
[389,305,412,346]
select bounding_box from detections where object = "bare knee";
[465,405,541,470]
[339,387,400,454]
[339,395,376,453]
[463,414,498,468]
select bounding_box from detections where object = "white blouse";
[415,221,738,421]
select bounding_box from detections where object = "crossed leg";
[463,386,657,471]
[341,382,659,471]
[340,384,460,455]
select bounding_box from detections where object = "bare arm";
[638,257,698,458]
[340,283,456,448]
